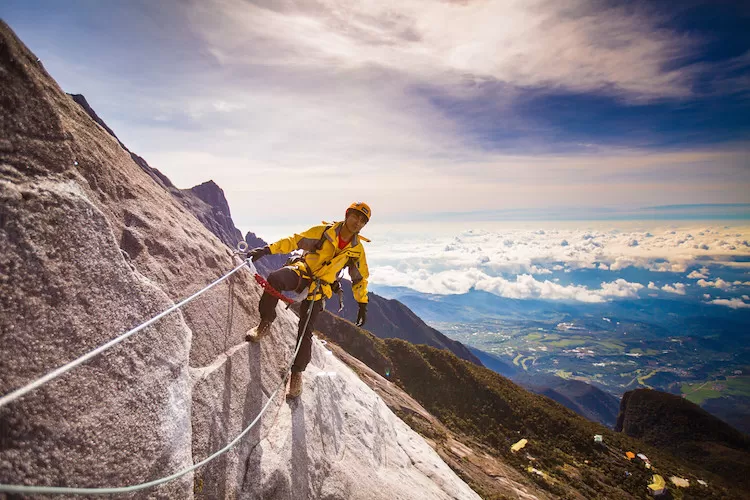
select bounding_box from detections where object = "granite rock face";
[0,20,479,499]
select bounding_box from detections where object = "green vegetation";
[546,338,586,348]
[681,376,750,405]
[319,313,747,498]
[638,369,668,388]
[381,339,735,499]
[616,389,750,491]
[434,313,748,427]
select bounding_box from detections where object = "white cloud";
[599,279,645,298]
[27,0,748,230]
[687,270,707,279]
[191,0,708,101]
[475,275,643,303]
[697,278,732,290]
[661,283,687,295]
[363,222,750,303]
[709,298,750,309]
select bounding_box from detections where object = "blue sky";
[2,0,749,227]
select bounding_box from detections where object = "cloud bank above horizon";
[365,221,750,309]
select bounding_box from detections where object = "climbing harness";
[0,246,321,496]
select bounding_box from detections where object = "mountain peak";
[190,179,231,216]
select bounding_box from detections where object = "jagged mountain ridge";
[0,20,480,499]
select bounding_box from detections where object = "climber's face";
[345,209,368,233]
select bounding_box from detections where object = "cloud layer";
[366,221,750,307]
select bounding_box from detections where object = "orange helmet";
[346,201,371,222]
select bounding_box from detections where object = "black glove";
[355,302,367,327]
[331,280,342,294]
[248,246,271,262]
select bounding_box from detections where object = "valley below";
[374,286,750,434]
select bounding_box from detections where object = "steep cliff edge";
[0,20,479,499]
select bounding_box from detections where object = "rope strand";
[0,261,252,410]
[0,266,320,496]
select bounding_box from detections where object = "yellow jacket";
[268,222,369,303]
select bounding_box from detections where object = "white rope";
[0,260,251,409]
[0,266,318,496]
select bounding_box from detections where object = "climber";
[245,202,371,398]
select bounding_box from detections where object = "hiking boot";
[245,319,273,343]
[287,371,303,398]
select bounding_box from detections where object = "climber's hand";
[248,246,271,262]
[355,302,367,327]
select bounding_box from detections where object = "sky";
[2,0,750,229]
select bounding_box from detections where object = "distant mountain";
[616,388,750,489]
[514,374,621,428]
[468,346,519,378]
[374,286,573,323]
[331,279,481,365]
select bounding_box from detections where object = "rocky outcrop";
[186,180,243,248]
[0,178,194,497]
[69,94,244,250]
[0,20,479,499]
[175,180,243,249]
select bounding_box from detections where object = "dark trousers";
[258,267,322,373]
